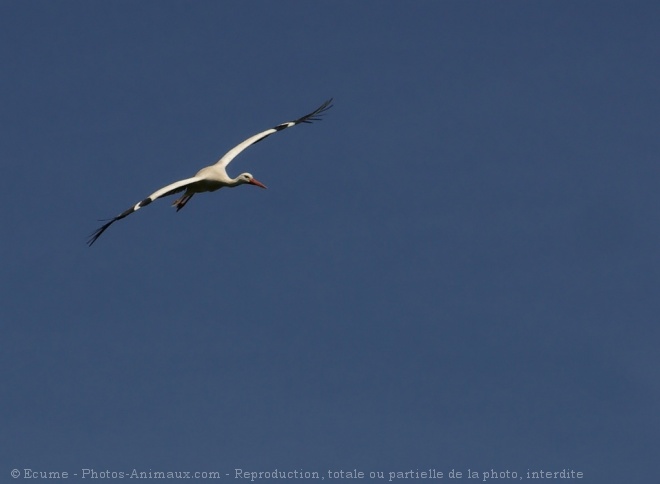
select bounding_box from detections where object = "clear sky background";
[1,2,658,482]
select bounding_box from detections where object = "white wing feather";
[214,99,333,169]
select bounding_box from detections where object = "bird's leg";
[173,193,194,212]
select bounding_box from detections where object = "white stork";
[88,99,333,246]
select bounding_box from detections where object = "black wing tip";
[87,204,140,246]
[87,224,109,246]
[297,98,334,124]
[87,217,119,246]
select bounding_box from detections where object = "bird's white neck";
[228,177,246,187]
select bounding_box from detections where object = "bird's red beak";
[249,178,267,189]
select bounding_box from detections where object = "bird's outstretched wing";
[87,176,202,246]
[214,98,333,169]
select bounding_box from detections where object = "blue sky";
[1,1,659,482]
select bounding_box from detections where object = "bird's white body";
[88,99,332,245]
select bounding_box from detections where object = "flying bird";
[88,98,333,246]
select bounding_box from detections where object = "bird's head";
[239,173,267,189]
